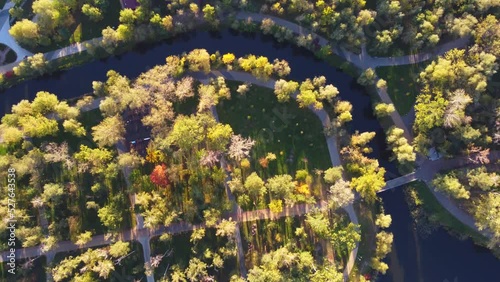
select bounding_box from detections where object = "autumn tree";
[91,115,126,147]
[150,164,169,187]
[186,49,211,73]
[274,79,299,102]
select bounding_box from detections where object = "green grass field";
[217,81,331,176]
[407,181,488,244]
[376,62,429,115]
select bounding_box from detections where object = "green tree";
[323,166,343,184]
[374,103,395,117]
[386,126,416,163]
[274,79,299,102]
[266,174,295,199]
[357,68,376,86]
[98,201,123,230]
[244,172,266,202]
[63,119,86,136]
[432,173,470,199]
[82,4,103,21]
[9,19,40,47]
[474,192,500,241]
[92,115,126,147]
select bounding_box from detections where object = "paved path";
[116,139,155,282]
[198,70,356,279]
[0,3,32,69]
[234,12,470,69]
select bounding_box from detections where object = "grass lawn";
[52,242,146,281]
[353,201,377,273]
[406,181,488,245]
[375,62,429,116]
[0,43,17,66]
[1,256,46,281]
[217,81,331,176]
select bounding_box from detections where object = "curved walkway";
[234,12,470,69]
[0,70,358,280]
[0,3,32,67]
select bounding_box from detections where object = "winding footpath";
[0,8,484,280]
[0,70,357,280]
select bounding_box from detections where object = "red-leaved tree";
[150,164,169,187]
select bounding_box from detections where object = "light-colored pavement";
[0,10,483,278]
[0,4,32,68]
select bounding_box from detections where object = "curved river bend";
[2,30,499,281]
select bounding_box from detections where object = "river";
[1,30,499,281]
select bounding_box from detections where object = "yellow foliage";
[296,183,311,195]
[240,158,251,169]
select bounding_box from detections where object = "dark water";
[1,30,498,280]
[379,188,500,282]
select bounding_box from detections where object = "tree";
[310,264,343,282]
[150,164,169,187]
[357,68,376,86]
[269,199,283,213]
[92,115,125,147]
[98,201,123,230]
[432,173,470,199]
[203,208,221,227]
[19,115,58,137]
[375,213,392,228]
[328,179,354,209]
[323,166,343,184]
[467,167,499,191]
[216,218,237,239]
[266,174,295,199]
[202,4,218,27]
[185,258,208,281]
[9,19,40,47]
[335,100,353,125]
[186,49,211,73]
[222,53,236,68]
[109,241,130,258]
[386,127,416,163]
[350,165,386,203]
[119,8,136,24]
[13,53,49,76]
[272,59,291,77]
[274,79,299,102]
[376,79,387,90]
[207,123,233,151]
[31,91,59,114]
[74,145,113,175]
[474,193,500,240]
[75,231,93,247]
[228,134,255,162]
[305,210,330,238]
[63,119,86,136]
[166,114,207,151]
[42,183,64,203]
[82,4,103,21]
[244,172,267,201]
[374,103,395,117]
[0,126,23,144]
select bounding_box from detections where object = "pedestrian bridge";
[378,172,418,193]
